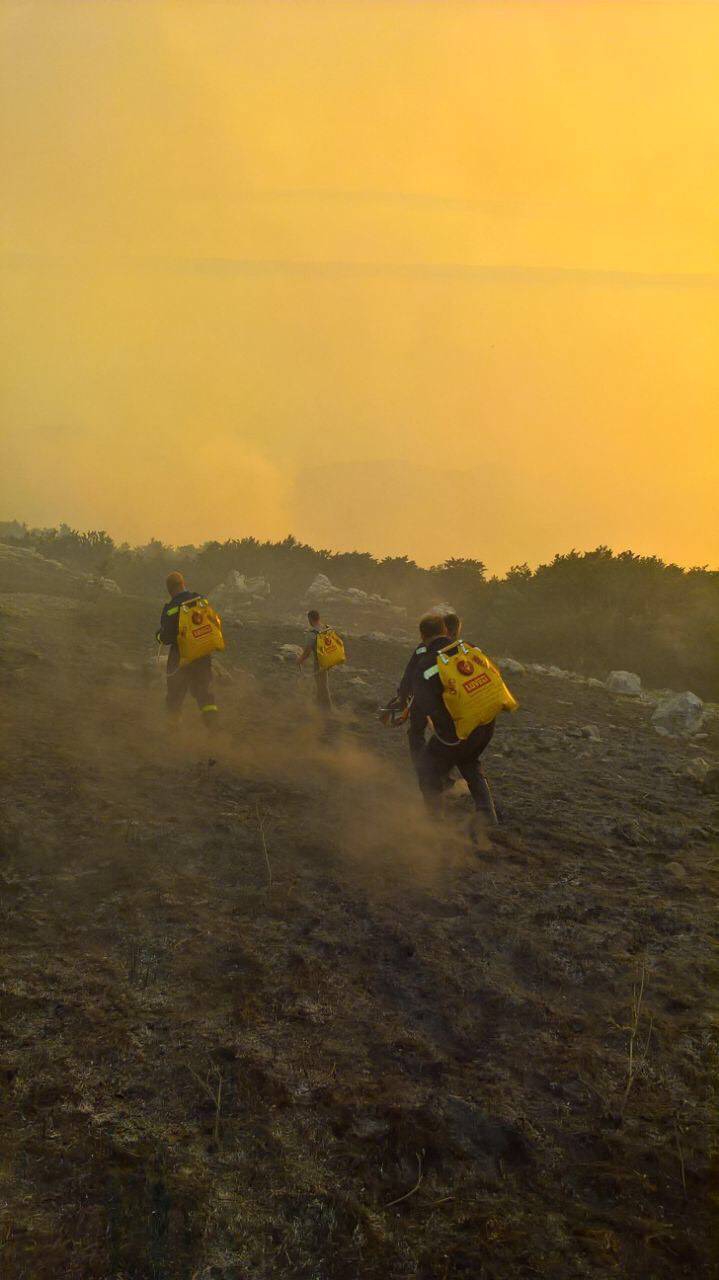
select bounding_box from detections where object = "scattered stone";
[659,824,689,850]
[683,758,710,784]
[580,724,601,741]
[587,677,604,688]
[703,767,719,796]
[97,576,121,593]
[364,631,393,642]
[278,643,303,660]
[651,691,704,738]
[349,676,370,687]
[665,861,687,880]
[348,1111,390,1141]
[606,670,642,695]
[497,657,526,676]
[612,818,646,845]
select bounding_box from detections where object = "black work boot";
[471,774,499,826]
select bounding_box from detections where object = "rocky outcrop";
[210,570,271,615]
[304,573,406,637]
[651,691,704,737]
[606,670,642,695]
[0,542,103,599]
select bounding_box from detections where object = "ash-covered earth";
[0,554,717,1279]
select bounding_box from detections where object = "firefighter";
[297,609,333,713]
[156,571,218,728]
[409,614,498,825]
[392,614,450,763]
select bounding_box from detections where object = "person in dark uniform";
[393,614,449,764]
[409,614,498,824]
[297,609,333,714]
[156,571,218,728]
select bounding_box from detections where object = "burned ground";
[0,585,717,1279]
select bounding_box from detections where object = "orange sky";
[1,0,717,572]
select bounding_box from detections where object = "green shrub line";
[2,522,717,699]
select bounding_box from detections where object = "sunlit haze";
[2,0,717,572]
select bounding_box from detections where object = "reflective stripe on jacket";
[157,590,201,647]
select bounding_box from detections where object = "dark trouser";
[417,721,497,819]
[314,666,333,714]
[407,712,428,766]
[166,654,218,728]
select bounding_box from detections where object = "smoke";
[40,659,472,890]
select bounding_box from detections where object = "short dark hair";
[308,609,320,625]
[419,613,446,641]
[443,612,461,639]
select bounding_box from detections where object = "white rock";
[364,631,393,642]
[587,677,604,688]
[306,573,400,615]
[651,691,704,738]
[98,576,121,593]
[606,670,642,695]
[307,573,344,600]
[349,676,370,687]
[278,643,303,659]
[211,570,270,607]
[497,657,526,676]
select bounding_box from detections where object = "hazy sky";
[1,0,717,572]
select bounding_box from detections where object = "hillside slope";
[0,575,717,1279]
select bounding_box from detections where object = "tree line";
[2,522,717,699]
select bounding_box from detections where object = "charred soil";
[0,589,717,1279]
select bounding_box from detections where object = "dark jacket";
[156,590,201,653]
[397,642,428,707]
[410,635,462,745]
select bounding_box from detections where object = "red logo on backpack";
[463,672,491,695]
